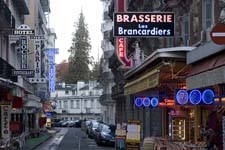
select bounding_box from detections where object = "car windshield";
[102,125,116,134]
[92,122,99,128]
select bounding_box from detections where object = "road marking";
[212,32,225,37]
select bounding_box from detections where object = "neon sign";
[176,90,188,105]
[189,90,201,105]
[175,89,215,105]
[134,97,159,107]
[151,97,159,107]
[47,48,59,93]
[134,97,143,107]
[202,89,214,104]
[116,38,132,68]
[143,97,151,107]
[114,12,175,37]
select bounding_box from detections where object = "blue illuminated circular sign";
[202,89,214,105]
[189,90,201,105]
[151,97,159,107]
[134,97,143,107]
[176,90,188,105]
[143,97,151,107]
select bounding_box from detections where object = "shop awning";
[23,94,42,108]
[188,51,225,76]
[187,65,225,90]
[124,69,160,95]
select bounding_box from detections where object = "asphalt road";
[34,128,114,150]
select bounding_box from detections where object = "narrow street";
[34,128,115,150]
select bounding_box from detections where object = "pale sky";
[49,0,103,64]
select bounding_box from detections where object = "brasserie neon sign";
[114,12,175,37]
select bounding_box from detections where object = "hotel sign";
[114,12,175,37]
[20,36,28,69]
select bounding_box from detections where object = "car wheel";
[96,140,102,146]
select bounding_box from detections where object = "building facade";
[0,0,56,147]
[99,0,116,124]
[108,0,224,148]
[51,81,103,121]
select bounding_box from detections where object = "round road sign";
[210,23,225,44]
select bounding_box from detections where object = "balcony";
[40,0,50,12]
[104,50,114,59]
[102,72,114,80]
[101,22,112,32]
[111,84,124,99]
[0,57,17,82]
[17,76,34,94]
[38,2,48,26]
[12,0,29,14]
[103,31,111,40]
[0,0,15,28]
[99,94,114,105]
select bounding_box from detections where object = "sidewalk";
[22,129,60,150]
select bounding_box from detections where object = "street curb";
[30,134,52,150]
[30,129,61,150]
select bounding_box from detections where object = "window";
[64,101,68,109]
[182,15,189,46]
[71,100,74,109]
[89,91,93,96]
[167,38,174,48]
[203,0,213,29]
[76,100,80,109]
[91,99,94,108]
[59,101,62,109]
[72,90,75,95]
[65,90,69,94]
[84,100,87,107]
[96,101,101,109]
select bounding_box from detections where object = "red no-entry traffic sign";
[210,23,225,44]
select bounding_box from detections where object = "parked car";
[87,121,99,138]
[67,120,76,127]
[95,124,116,146]
[54,120,65,127]
[61,120,70,127]
[74,120,82,128]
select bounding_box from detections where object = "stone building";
[51,81,103,121]
[108,0,224,146]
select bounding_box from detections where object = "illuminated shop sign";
[134,97,159,107]
[1,105,10,139]
[189,90,201,105]
[176,90,188,105]
[114,12,175,37]
[116,37,132,68]
[47,48,58,93]
[202,89,214,105]
[175,89,214,105]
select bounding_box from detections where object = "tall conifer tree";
[67,11,91,83]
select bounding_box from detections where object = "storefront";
[186,42,225,148]
[124,47,194,140]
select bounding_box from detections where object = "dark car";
[61,120,70,127]
[87,121,99,138]
[54,120,65,127]
[95,124,116,146]
[75,120,82,128]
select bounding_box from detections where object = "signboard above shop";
[175,89,215,105]
[114,12,175,37]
